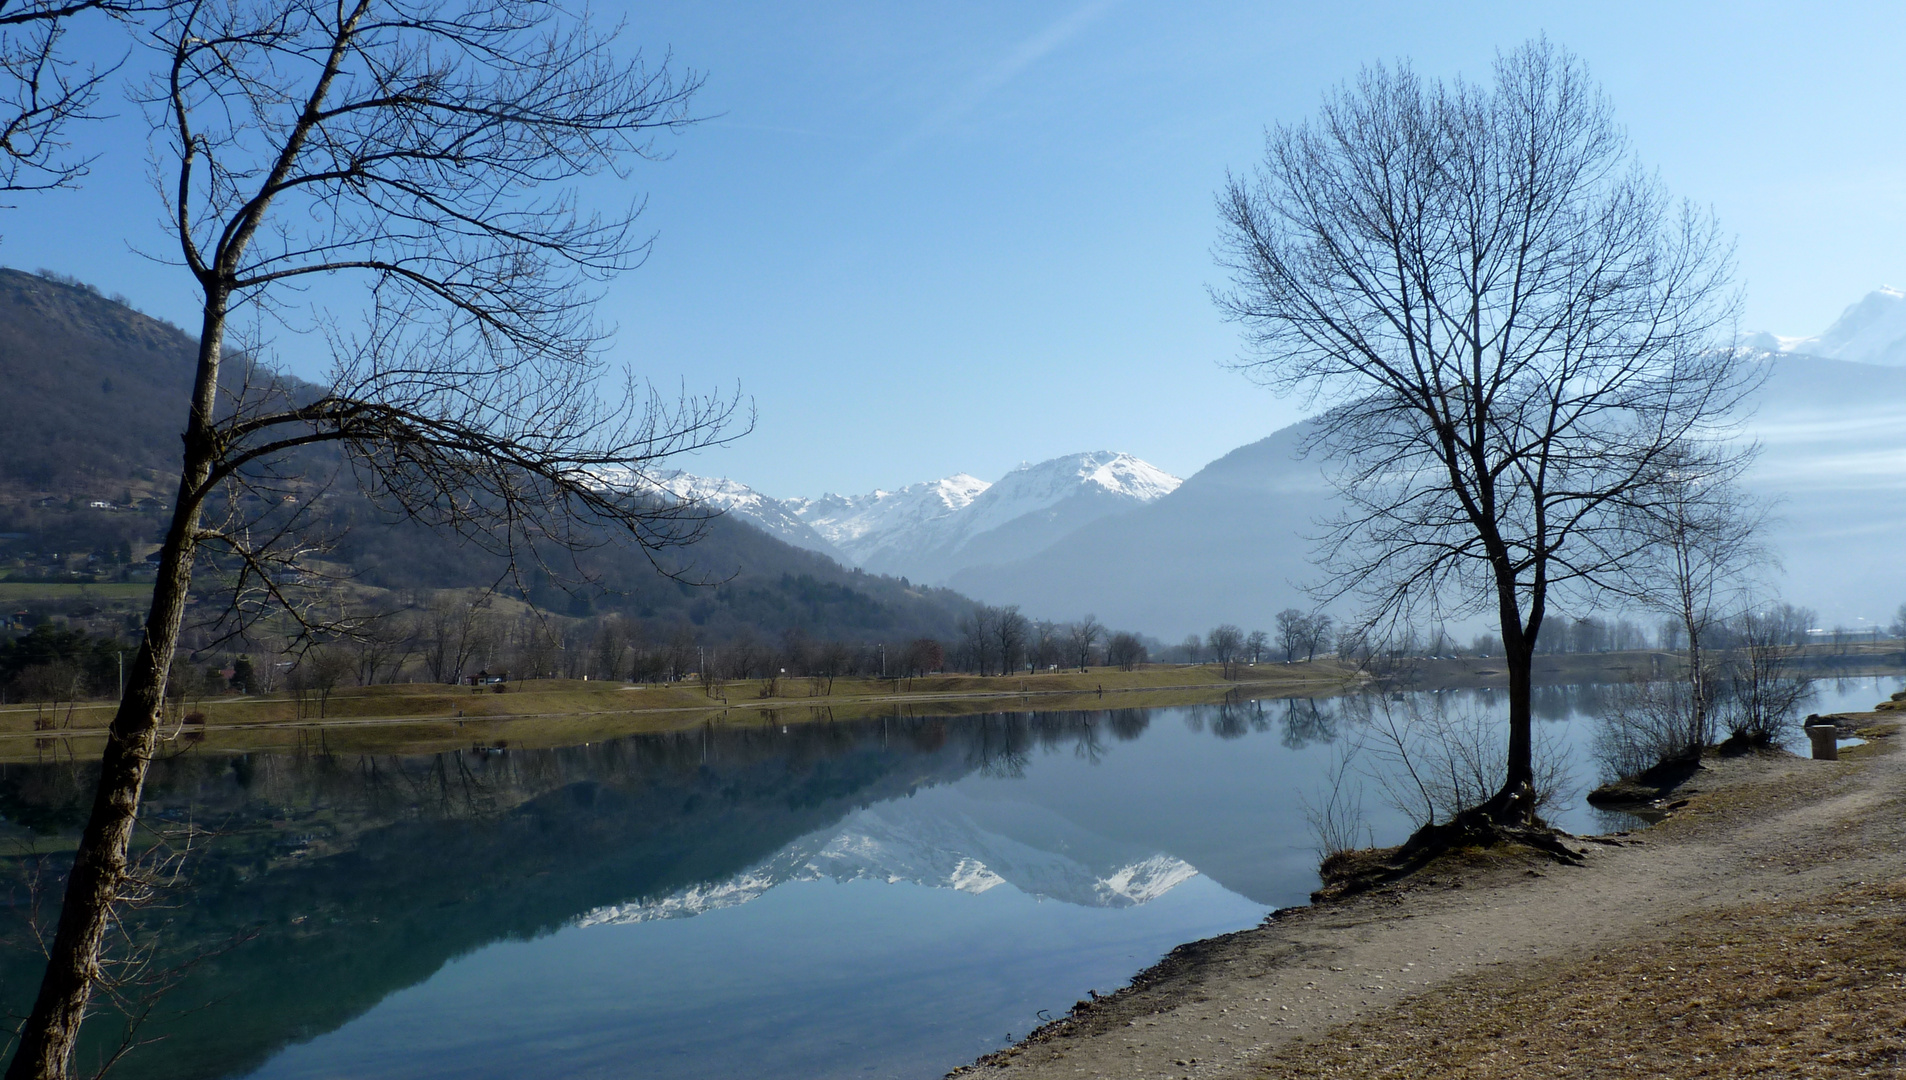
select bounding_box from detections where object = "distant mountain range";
[948,354,1906,636]
[11,262,1902,641]
[663,451,1182,586]
[663,285,1906,637]
[0,267,974,644]
[699,288,1906,638]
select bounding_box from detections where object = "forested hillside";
[0,268,972,653]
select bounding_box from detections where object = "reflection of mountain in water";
[0,711,1157,1080]
[580,793,1198,927]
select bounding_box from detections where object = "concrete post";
[1804,722,1839,761]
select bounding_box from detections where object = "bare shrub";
[1302,743,1369,858]
[1345,693,1575,828]
[1718,610,1812,747]
[1592,679,1700,781]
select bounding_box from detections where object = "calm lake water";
[2,676,1899,1080]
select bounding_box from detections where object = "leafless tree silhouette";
[1214,39,1753,826]
[0,0,160,193]
[8,2,739,1075]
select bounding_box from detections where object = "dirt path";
[955,716,1904,1080]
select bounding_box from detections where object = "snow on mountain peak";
[605,452,1182,586]
[786,473,991,560]
[1755,286,1906,367]
[636,470,843,558]
[784,451,1183,582]
[951,452,1179,543]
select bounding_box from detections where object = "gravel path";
[954,711,1904,1080]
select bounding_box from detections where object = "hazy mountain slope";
[953,354,1906,637]
[0,269,973,643]
[0,268,200,493]
[1744,354,1906,627]
[948,427,1328,638]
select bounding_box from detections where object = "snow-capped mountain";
[1746,286,1906,366]
[623,452,1179,586]
[790,451,1181,584]
[783,474,991,568]
[574,795,1199,927]
[648,471,846,561]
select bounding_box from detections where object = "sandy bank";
[956,704,1905,1079]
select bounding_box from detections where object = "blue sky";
[6,1,1904,497]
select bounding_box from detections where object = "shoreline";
[0,663,1360,760]
[955,696,1906,1078]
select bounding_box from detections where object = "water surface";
[2,677,1898,1080]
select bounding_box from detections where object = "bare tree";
[420,593,493,684]
[1720,607,1812,746]
[1206,623,1244,664]
[810,640,851,694]
[589,616,630,681]
[1066,614,1103,672]
[898,637,943,678]
[1213,40,1750,825]
[956,606,995,675]
[1274,608,1307,662]
[349,607,417,685]
[1207,623,1244,677]
[1244,628,1269,664]
[1303,614,1334,661]
[1105,631,1147,671]
[1178,633,1202,664]
[992,606,1028,676]
[8,3,736,1075]
[1029,619,1063,671]
[1620,447,1769,753]
[289,644,352,718]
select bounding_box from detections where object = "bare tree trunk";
[1482,571,1538,824]
[1686,621,1706,751]
[6,305,222,1080]
[1490,636,1537,818]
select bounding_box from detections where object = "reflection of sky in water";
[231,677,1905,1080]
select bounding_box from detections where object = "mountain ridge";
[1746,286,1906,367]
[675,451,1182,587]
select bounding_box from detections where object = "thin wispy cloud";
[880,0,1120,163]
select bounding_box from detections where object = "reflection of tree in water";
[1105,709,1151,742]
[956,709,1152,775]
[1279,698,1338,749]
[1328,691,1578,827]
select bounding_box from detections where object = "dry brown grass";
[0,662,1359,760]
[1253,877,1906,1079]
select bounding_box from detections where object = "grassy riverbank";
[0,661,1359,761]
[960,694,1906,1079]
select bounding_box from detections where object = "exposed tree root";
[1586,751,1705,805]
[1314,806,1587,903]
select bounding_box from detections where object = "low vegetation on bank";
[0,661,1358,760]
